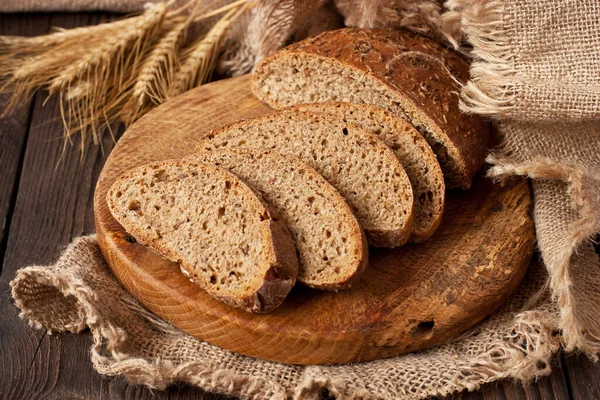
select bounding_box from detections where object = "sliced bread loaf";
[294,102,445,242]
[193,148,368,289]
[197,110,414,248]
[106,158,298,313]
[252,28,491,189]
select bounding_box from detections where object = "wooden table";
[0,12,598,400]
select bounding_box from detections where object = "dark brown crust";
[106,159,298,313]
[254,28,491,189]
[249,207,299,313]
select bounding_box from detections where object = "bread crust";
[106,159,298,313]
[253,28,491,189]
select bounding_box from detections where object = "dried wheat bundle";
[0,0,251,149]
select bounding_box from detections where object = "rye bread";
[197,110,415,248]
[106,158,298,313]
[252,28,491,189]
[193,148,368,289]
[294,102,445,242]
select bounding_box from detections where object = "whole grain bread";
[193,148,368,289]
[252,28,491,189]
[197,110,415,248]
[106,158,298,313]
[294,102,445,242]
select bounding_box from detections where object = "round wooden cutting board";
[94,75,535,365]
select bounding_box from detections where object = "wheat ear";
[56,4,168,146]
[169,1,252,98]
[0,0,258,151]
[50,4,168,94]
[1,18,137,59]
[122,4,204,124]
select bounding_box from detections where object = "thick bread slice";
[294,102,445,243]
[106,158,298,313]
[252,28,491,189]
[197,110,414,248]
[193,148,368,289]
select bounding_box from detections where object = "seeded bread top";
[253,28,491,189]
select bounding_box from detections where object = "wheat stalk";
[135,22,189,101]
[1,5,168,119]
[124,0,251,123]
[169,1,251,98]
[192,0,253,23]
[51,4,168,93]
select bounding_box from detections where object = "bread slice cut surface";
[294,102,445,242]
[193,148,368,289]
[198,110,414,247]
[106,158,298,313]
[252,28,491,189]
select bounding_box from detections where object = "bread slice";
[106,158,298,313]
[197,110,414,248]
[252,28,491,189]
[193,148,368,289]
[294,102,445,243]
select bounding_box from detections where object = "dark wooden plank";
[563,353,600,399]
[0,14,51,271]
[104,379,168,400]
[167,385,237,400]
[449,343,570,399]
[0,12,118,400]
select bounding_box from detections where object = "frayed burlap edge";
[457,0,600,357]
[458,0,518,117]
[459,0,600,121]
[296,309,561,399]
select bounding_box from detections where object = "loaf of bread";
[252,28,491,189]
[197,110,414,248]
[294,102,445,242]
[193,148,368,289]
[106,158,298,313]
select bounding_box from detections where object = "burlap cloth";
[8,0,600,399]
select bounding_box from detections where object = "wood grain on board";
[94,75,535,365]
